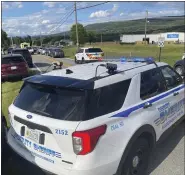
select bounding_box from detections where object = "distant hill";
[32,16,184,43]
[85,16,185,34]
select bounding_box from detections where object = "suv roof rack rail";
[94,57,157,79]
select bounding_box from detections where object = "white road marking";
[33,63,42,73]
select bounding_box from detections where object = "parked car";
[50,48,64,58]
[174,58,185,76]
[11,48,33,68]
[75,47,104,64]
[41,48,46,55]
[7,57,185,175]
[33,47,38,54]
[27,47,34,55]
[1,54,29,81]
[7,47,13,54]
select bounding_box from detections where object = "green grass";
[63,43,184,66]
[2,81,23,127]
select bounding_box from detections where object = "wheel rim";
[176,67,183,75]
[128,147,149,175]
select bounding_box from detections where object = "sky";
[2,1,185,37]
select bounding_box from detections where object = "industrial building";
[120,32,185,44]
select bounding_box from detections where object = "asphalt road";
[31,54,75,73]
[2,54,185,175]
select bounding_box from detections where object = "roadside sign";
[158,37,165,48]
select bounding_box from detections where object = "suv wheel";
[175,66,184,76]
[75,57,78,64]
[117,138,151,175]
[81,57,85,64]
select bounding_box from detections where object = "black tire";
[175,65,184,76]
[75,57,78,64]
[117,137,151,175]
[81,57,85,64]
[1,118,9,157]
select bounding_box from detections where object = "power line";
[77,2,109,10]
[48,9,75,34]
[47,8,74,34]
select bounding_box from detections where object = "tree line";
[2,23,121,49]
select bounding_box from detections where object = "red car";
[1,54,29,81]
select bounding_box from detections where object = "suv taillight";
[72,125,107,155]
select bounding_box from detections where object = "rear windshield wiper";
[32,109,52,117]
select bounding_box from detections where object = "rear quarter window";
[86,79,131,119]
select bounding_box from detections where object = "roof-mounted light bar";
[120,57,154,64]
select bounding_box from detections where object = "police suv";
[7,57,185,175]
[75,47,104,64]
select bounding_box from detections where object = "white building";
[120,32,185,44]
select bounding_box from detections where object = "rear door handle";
[143,102,152,109]
[173,92,179,96]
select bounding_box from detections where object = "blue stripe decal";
[111,84,185,118]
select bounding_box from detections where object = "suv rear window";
[12,50,30,59]
[2,56,25,64]
[86,48,102,53]
[14,83,86,121]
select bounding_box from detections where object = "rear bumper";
[7,128,118,175]
[2,73,29,80]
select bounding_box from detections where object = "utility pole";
[40,31,42,47]
[11,36,14,47]
[74,2,79,50]
[144,10,148,45]
[101,34,102,45]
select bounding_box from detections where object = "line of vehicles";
[36,47,65,58]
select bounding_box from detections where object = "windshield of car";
[86,48,103,53]
[2,56,25,64]
[14,83,86,121]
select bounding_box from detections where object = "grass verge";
[63,43,183,66]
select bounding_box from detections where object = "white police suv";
[7,57,185,175]
[75,47,104,64]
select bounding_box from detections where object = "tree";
[1,30,10,49]
[70,23,87,45]
[87,31,96,44]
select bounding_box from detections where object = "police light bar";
[120,57,154,63]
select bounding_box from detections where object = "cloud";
[2,2,10,9]
[120,13,124,16]
[2,2,23,10]
[112,4,119,12]
[2,2,184,37]
[43,2,57,8]
[14,2,23,8]
[90,4,119,18]
[90,10,110,18]
[42,20,50,24]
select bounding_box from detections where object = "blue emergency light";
[120,57,154,64]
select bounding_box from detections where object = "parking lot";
[2,54,185,175]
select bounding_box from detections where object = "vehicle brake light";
[72,125,107,155]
